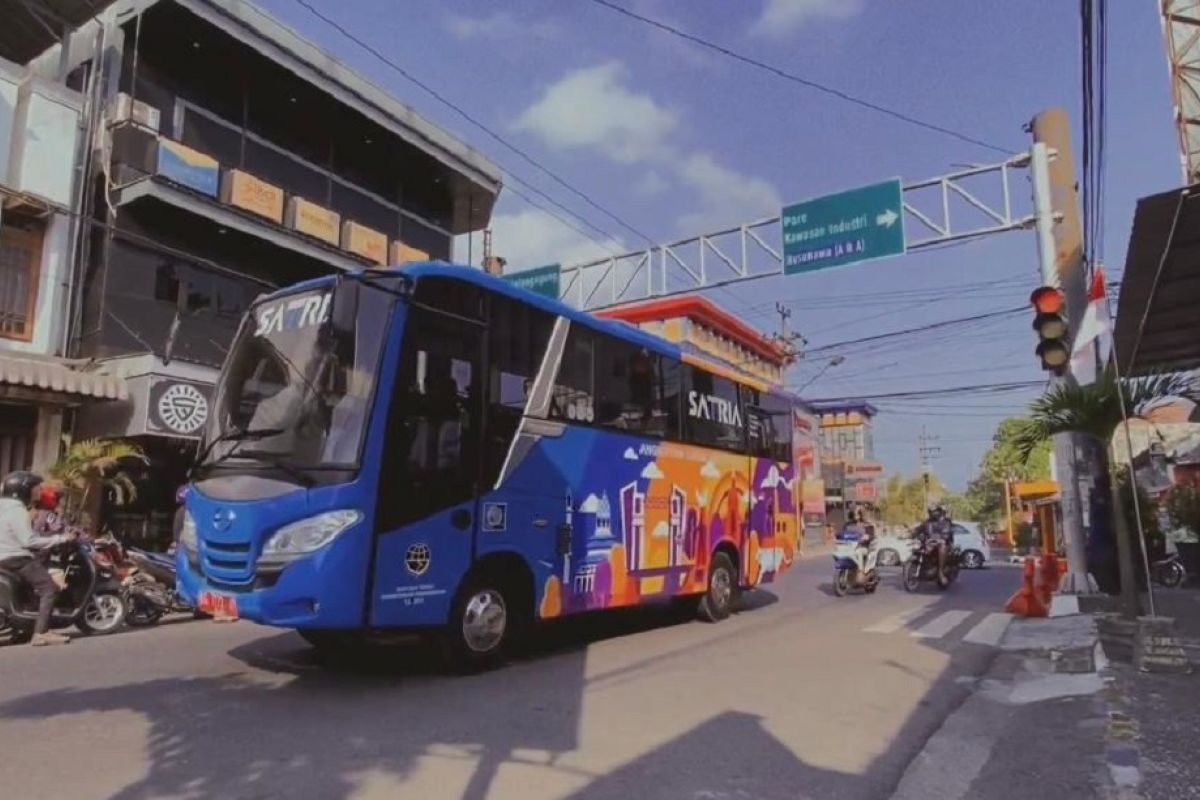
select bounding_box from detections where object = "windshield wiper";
[191,427,286,478]
[232,451,316,488]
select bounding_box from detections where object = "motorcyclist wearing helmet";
[917,505,954,585]
[846,508,877,580]
[0,471,74,645]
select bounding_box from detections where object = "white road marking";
[963,612,1013,647]
[910,610,973,639]
[864,606,929,634]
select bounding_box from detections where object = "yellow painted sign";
[342,220,388,265]
[389,240,429,265]
[221,169,284,223]
[287,197,340,246]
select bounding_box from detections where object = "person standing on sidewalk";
[0,472,74,646]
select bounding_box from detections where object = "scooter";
[902,534,962,592]
[832,530,881,596]
[1152,552,1187,588]
[123,547,195,626]
[0,540,127,644]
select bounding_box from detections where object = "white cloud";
[444,11,560,41]
[513,62,679,165]
[474,207,623,271]
[634,171,671,196]
[750,0,864,39]
[674,152,783,233]
[641,462,666,480]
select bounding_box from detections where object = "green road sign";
[503,264,561,300]
[781,179,906,275]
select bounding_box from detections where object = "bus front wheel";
[442,578,517,671]
[698,552,738,623]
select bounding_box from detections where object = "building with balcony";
[813,402,879,527]
[17,0,501,542]
[1,1,130,476]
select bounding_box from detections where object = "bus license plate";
[199,592,239,619]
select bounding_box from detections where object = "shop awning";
[0,353,127,402]
[1114,184,1200,376]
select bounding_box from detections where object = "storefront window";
[0,218,42,341]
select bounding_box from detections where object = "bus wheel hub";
[462,589,507,653]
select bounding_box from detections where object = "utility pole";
[918,427,940,512]
[770,302,807,363]
[1029,109,1094,595]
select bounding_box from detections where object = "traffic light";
[1030,286,1069,374]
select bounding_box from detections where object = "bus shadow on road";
[0,587,1009,800]
[226,589,780,680]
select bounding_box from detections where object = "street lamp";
[794,355,845,393]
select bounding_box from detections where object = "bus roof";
[264,262,807,405]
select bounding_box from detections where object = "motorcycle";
[0,539,127,644]
[832,530,881,596]
[1152,552,1187,588]
[123,547,194,626]
[902,534,962,592]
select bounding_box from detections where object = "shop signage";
[341,220,388,265]
[221,169,284,223]
[155,139,219,198]
[845,461,884,477]
[286,197,340,246]
[390,240,429,265]
[147,377,212,439]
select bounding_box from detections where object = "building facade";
[14,0,501,543]
[814,402,880,527]
[1,4,130,477]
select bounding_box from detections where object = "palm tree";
[48,438,148,530]
[1013,367,1194,616]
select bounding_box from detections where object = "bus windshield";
[198,283,390,476]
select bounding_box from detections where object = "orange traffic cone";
[1036,554,1058,607]
[1005,557,1049,617]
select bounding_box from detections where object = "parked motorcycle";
[902,534,962,592]
[123,547,194,626]
[1152,552,1187,588]
[832,530,881,596]
[0,539,127,644]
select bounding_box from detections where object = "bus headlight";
[260,510,362,563]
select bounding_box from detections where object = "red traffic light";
[1030,286,1065,315]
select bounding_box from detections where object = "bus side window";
[550,326,594,424]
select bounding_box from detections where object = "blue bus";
[179,264,805,666]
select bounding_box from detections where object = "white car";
[875,522,991,569]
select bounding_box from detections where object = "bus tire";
[697,552,737,623]
[442,576,517,672]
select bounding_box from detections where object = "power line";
[584,0,1013,155]
[804,306,1026,355]
[806,380,1044,404]
[288,0,655,248]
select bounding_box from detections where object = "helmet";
[36,484,60,511]
[1,471,44,506]
[929,505,947,521]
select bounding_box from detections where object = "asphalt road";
[0,555,1020,800]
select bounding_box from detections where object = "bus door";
[370,305,485,627]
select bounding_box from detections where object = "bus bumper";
[177,550,362,629]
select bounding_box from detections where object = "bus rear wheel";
[698,552,737,623]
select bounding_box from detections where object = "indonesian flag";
[1070,269,1111,385]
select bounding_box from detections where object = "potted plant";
[48,438,148,531]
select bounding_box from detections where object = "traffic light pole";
[1030,132,1093,595]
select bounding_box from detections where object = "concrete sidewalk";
[891,614,1117,799]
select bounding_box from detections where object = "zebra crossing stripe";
[963,612,1013,647]
[911,610,973,639]
[864,606,930,634]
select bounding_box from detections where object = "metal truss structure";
[1163,0,1200,183]
[558,151,1042,311]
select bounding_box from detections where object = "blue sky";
[260,0,1180,490]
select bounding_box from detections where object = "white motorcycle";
[832,530,881,596]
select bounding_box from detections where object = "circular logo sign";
[157,383,209,435]
[405,543,432,577]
